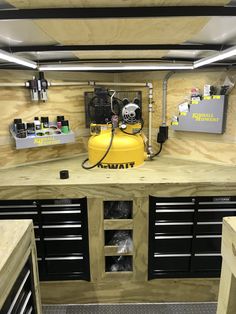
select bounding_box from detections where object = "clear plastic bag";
[109,256,132,272]
[108,230,133,254]
[104,201,131,219]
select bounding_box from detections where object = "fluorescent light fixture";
[0,49,37,69]
[194,46,236,68]
[39,63,193,71]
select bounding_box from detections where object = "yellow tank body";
[88,124,147,169]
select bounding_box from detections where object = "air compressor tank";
[88,125,147,169]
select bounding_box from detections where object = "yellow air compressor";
[82,88,148,169]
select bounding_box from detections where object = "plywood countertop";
[0,155,235,198]
[0,220,33,309]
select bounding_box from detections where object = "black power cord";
[153,143,163,157]
[82,128,115,170]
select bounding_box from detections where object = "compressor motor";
[82,88,147,169]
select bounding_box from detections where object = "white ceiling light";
[193,45,236,68]
[0,49,37,69]
[39,63,193,71]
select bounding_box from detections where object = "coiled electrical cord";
[82,128,115,170]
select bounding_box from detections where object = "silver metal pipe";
[147,82,154,157]
[93,81,147,87]
[0,82,25,87]
[162,71,175,125]
[49,81,90,87]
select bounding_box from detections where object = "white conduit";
[0,80,154,157]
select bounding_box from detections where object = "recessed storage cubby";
[104,230,133,255]
[105,256,133,272]
[104,201,132,219]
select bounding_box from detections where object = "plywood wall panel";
[7,0,231,9]
[35,17,209,45]
[0,70,114,169]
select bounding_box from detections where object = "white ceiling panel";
[15,51,77,61]
[166,50,214,59]
[0,20,58,47]
[189,17,236,44]
[74,50,168,60]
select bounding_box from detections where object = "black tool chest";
[148,195,236,279]
[0,198,90,281]
[1,258,37,314]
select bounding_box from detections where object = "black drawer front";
[1,260,36,314]
[44,237,84,256]
[0,210,38,223]
[197,209,236,222]
[153,236,192,254]
[42,208,82,224]
[195,236,222,253]
[192,255,222,271]
[154,222,193,235]
[45,256,84,274]
[196,222,222,235]
[42,223,82,237]
[155,210,194,222]
[153,255,191,272]
[35,238,43,257]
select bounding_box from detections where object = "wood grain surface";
[7,0,230,8]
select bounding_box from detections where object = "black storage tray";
[196,222,222,235]
[0,209,39,223]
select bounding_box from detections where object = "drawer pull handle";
[42,210,81,214]
[155,235,193,239]
[41,204,81,208]
[199,201,236,205]
[155,222,193,226]
[44,236,82,241]
[195,253,221,257]
[19,291,32,314]
[7,270,30,314]
[45,256,83,261]
[0,211,37,215]
[199,209,236,212]
[0,205,37,209]
[154,254,191,257]
[196,235,221,238]
[156,202,194,206]
[155,210,194,213]
[42,224,81,229]
[197,222,222,225]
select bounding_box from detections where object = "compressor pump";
[82,88,148,169]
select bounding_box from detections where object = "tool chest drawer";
[1,259,36,314]
[152,254,191,272]
[153,235,193,254]
[154,222,193,235]
[0,197,90,282]
[44,236,84,256]
[45,256,85,275]
[149,195,236,279]
[42,223,82,237]
[192,254,222,272]
[194,235,222,253]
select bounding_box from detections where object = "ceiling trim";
[3,44,231,53]
[0,6,236,20]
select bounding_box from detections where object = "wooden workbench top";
[0,155,235,198]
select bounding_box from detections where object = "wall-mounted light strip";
[39,63,194,71]
[0,49,37,69]
[193,45,236,68]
